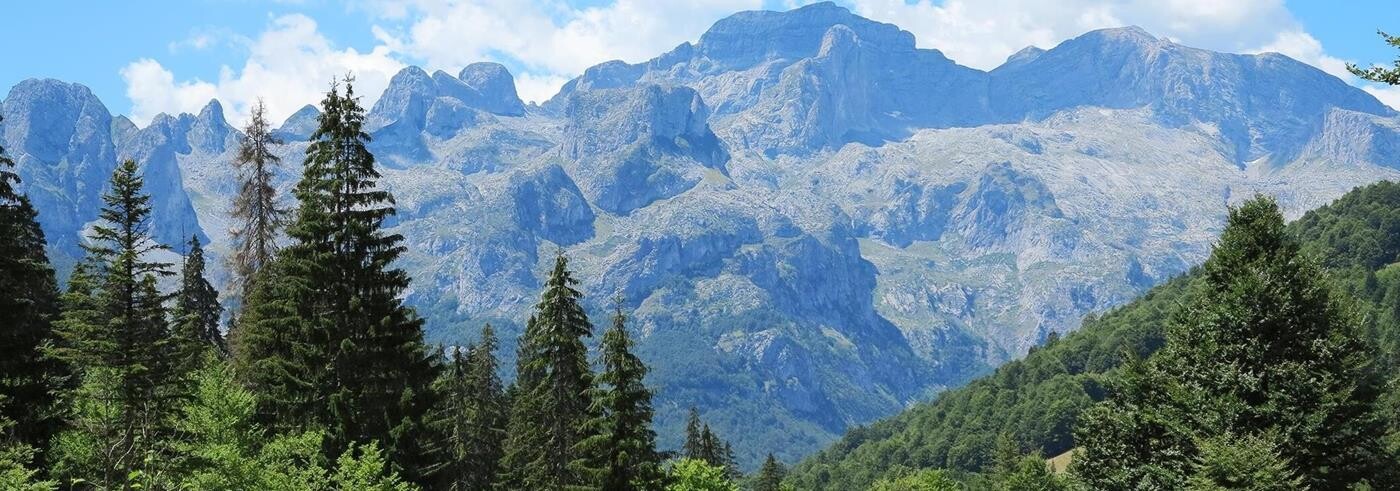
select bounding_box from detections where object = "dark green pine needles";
[233,78,438,481]
[173,235,224,367]
[1073,195,1392,489]
[0,114,66,456]
[500,254,597,490]
[427,324,507,491]
[577,306,665,490]
[49,160,185,485]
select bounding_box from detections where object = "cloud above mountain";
[118,0,1397,127]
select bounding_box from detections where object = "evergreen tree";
[50,160,183,483]
[428,325,506,490]
[666,459,737,491]
[1073,196,1391,489]
[753,453,786,491]
[1348,31,1400,85]
[499,255,597,489]
[228,99,286,302]
[234,79,437,480]
[499,316,546,489]
[682,408,704,460]
[0,114,65,456]
[173,235,225,365]
[577,306,665,490]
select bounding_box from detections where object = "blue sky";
[2,0,1397,126]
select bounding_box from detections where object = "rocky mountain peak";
[459,62,525,116]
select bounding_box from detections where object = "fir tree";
[500,255,597,489]
[428,325,507,490]
[1073,196,1391,489]
[173,235,225,365]
[577,306,664,490]
[234,79,437,481]
[51,160,182,483]
[754,453,786,491]
[0,114,65,456]
[1348,31,1400,85]
[228,99,286,302]
[682,408,704,460]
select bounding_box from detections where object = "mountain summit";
[5,2,1399,467]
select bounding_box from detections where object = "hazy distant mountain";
[5,1,1399,467]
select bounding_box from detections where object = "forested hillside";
[789,181,1400,489]
[0,83,752,490]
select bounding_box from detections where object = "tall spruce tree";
[754,453,786,491]
[234,79,437,481]
[682,407,704,460]
[500,255,597,489]
[499,316,546,489]
[428,324,507,490]
[1073,196,1391,489]
[228,99,286,302]
[173,235,224,364]
[577,306,664,490]
[51,160,182,483]
[0,114,65,456]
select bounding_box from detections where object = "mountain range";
[4,1,1399,467]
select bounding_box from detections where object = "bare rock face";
[8,1,1400,469]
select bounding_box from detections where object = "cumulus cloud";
[124,0,1396,125]
[368,0,761,102]
[123,14,404,127]
[1366,85,1400,110]
[847,0,1295,70]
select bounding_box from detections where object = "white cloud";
[123,14,405,127]
[369,0,761,102]
[121,59,220,125]
[847,0,1294,70]
[1249,29,1351,79]
[126,0,1397,124]
[1366,85,1400,110]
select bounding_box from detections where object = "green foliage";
[173,235,225,367]
[793,182,1400,490]
[50,160,187,486]
[1073,196,1390,489]
[500,254,597,489]
[1184,433,1303,491]
[867,469,960,491]
[171,358,418,490]
[753,453,786,491]
[0,113,65,460]
[234,79,438,480]
[787,275,1187,488]
[577,306,666,490]
[666,458,737,491]
[426,324,507,490]
[1348,31,1400,85]
[228,99,287,303]
[0,396,57,491]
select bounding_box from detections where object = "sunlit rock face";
[7,1,1400,467]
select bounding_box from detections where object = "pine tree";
[1348,31,1400,85]
[500,254,597,489]
[228,99,286,302]
[577,306,664,490]
[754,453,786,491]
[0,114,66,456]
[173,235,225,366]
[233,79,437,480]
[1073,196,1391,489]
[499,316,547,489]
[682,408,704,460]
[51,160,182,484]
[428,325,507,490]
